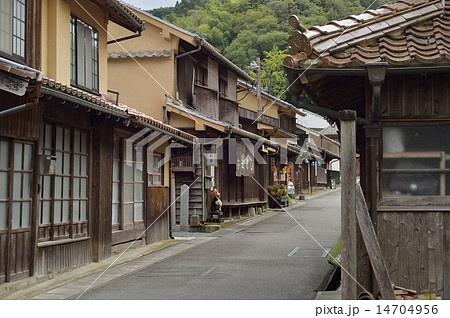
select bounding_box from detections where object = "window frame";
[112,136,146,231]
[0,138,33,232]
[147,152,162,186]
[70,15,99,93]
[0,0,27,62]
[38,123,90,242]
[194,63,208,87]
[379,121,450,211]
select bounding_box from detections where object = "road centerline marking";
[200,268,216,277]
[321,248,331,258]
[288,247,300,257]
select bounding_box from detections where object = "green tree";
[249,45,288,99]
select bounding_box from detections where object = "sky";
[123,0,178,10]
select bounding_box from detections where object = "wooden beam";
[339,110,358,300]
[355,184,395,300]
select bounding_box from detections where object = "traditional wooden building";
[107,6,285,222]
[0,0,195,286]
[284,0,450,298]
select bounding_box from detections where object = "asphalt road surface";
[80,189,341,300]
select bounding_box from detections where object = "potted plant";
[268,183,287,208]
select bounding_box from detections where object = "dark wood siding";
[194,85,219,119]
[219,97,238,126]
[381,73,450,119]
[377,211,447,297]
[36,239,91,275]
[147,187,169,243]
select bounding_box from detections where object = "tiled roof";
[41,77,196,141]
[89,0,145,33]
[108,50,172,58]
[284,0,450,68]
[0,58,42,97]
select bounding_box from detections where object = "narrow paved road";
[80,189,341,300]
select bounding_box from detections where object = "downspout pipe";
[365,62,388,297]
[0,103,34,118]
[365,62,388,221]
[107,31,142,45]
[175,46,202,60]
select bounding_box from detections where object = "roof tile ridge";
[305,0,441,43]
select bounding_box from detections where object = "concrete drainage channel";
[315,265,341,300]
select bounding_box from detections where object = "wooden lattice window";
[194,64,207,87]
[147,152,162,186]
[39,123,89,241]
[112,137,144,231]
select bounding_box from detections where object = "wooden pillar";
[339,110,358,300]
[90,119,113,262]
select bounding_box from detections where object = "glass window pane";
[74,154,80,176]
[0,141,9,170]
[113,139,120,159]
[23,172,31,199]
[0,172,8,199]
[81,155,87,176]
[135,162,143,182]
[42,176,51,199]
[12,202,20,229]
[383,173,440,196]
[124,204,133,224]
[41,201,51,224]
[54,201,61,224]
[153,155,161,171]
[64,128,71,151]
[63,177,70,198]
[80,178,87,198]
[73,200,79,222]
[56,127,63,150]
[62,201,70,222]
[13,143,22,170]
[112,203,119,225]
[81,132,87,154]
[113,161,120,181]
[0,0,12,55]
[0,203,7,230]
[74,130,81,153]
[80,201,87,221]
[124,184,133,202]
[134,203,143,221]
[73,178,80,199]
[44,124,52,148]
[153,175,161,184]
[54,176,62,199]
[22,202,30,228]
[382,125,450,197]
[13,172,21,199]
[55,151,63,174]
[64,153,71,175]
[135,183,143,201]
[112,182,119,203]
[124,162,133,181]
[23,144,32,171]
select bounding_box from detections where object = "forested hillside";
[149,0,396,99]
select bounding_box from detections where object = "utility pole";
[256,57,261,117]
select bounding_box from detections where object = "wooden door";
[0,139,33,283]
